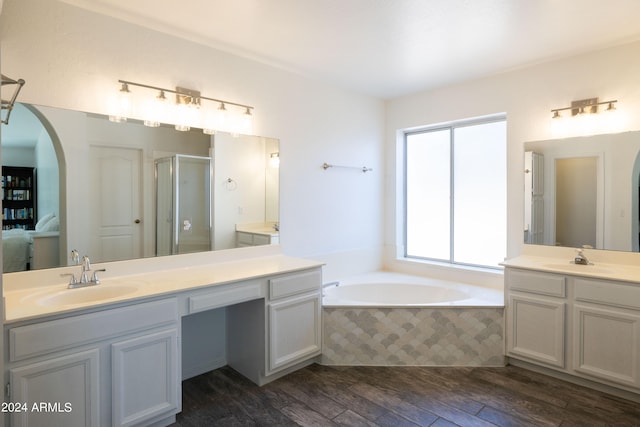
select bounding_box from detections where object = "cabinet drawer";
[508,269,566,297]
[269,269,321,301]
[574,278,640,311]
[236,232,253,245]
[9,298,178,362]
[188,281,264,314]
[253,234,270,245]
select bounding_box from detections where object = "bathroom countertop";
[235,223,279,237]
[501,255,640,285]
[3,246,322,323]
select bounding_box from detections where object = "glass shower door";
[155,155,212,255]
[175,155,212,254]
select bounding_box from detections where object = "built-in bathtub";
[321,271,505,367]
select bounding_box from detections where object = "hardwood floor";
[171,364,640,426]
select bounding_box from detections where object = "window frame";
[403,115,507,269]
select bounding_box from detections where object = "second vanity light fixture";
[551,97,617,119]
[110,79,254,135]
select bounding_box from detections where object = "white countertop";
[501,255,640,284]
[3,246,322,323]
[235,222,279,237]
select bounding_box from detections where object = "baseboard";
[508,357,640,403]
[182,357,226,381]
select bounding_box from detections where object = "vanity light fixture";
[1,74,26,125]
[551,97,618,119]
[112,79,254,135]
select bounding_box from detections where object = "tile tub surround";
[322,307,504,366]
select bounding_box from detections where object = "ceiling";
[46,1,640,99]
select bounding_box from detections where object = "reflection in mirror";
[1,103,279,272]
[524,131,640,252]
[155,155,212,256]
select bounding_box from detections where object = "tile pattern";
[322,307,504,366]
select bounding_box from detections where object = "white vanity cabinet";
[225,267,322,386]
[9,348,100,426]
[506,269,567,368]
[5,298,180,427]
[3,251,325,425]
[572,278,640,389]
[235,231,279,247]
[267,269,322,374]
[505,267,640,396]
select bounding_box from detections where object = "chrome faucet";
[574,248,590,265]
[62,251,106,288]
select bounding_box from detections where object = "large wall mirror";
[524,131,640,252]
[1,103,279,273]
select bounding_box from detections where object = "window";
[405,117,506,268]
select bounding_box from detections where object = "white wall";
[35,128,59,221]
[386,40,640,278]
[0,0,385,280]
[0,147,33,166]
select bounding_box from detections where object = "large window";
[405,117,506,268]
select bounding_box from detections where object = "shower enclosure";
[155,154,212,256]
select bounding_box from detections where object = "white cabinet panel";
[508,294,565,368]
[269,269,322,300]
[9,348,100,427]
[507,269,566,297]
[574,304,640,387]
[268,293,321,373]
[9,298,177,362]
[112,328,180,427]
[188,281,263,313]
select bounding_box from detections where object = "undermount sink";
[33,285,139,307]
[542,263,614,275]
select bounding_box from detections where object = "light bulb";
[175,103,191,132]
[216,102,228,131]
[109,83,131,122]
[242,107,253,134]
[144,90,168,127]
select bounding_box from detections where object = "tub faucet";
[574,249,590,265]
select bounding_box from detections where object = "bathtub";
[321,271,505,367]
[323,271,502,307]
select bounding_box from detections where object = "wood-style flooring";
[171,364,640,426]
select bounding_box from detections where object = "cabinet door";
[573,304,640,387]
[9,348,100,427]
[111,329,180,427]
[508,294,566,368]
[268,293,321,373]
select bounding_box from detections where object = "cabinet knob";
[134,219,141,224]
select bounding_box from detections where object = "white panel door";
[10,349,100,427]
[573,304,640,387]
[508,294,566,368]
[112,329,180,427]
[268,293,321,373]
[89,146,142,262]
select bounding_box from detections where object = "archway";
[2,103,66,268]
